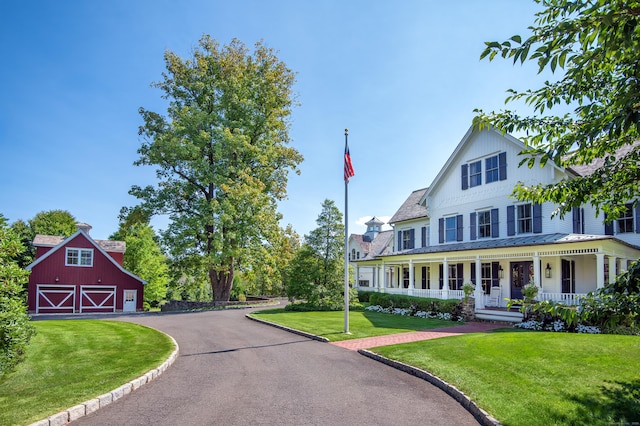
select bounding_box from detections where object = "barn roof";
[33,234,126,253]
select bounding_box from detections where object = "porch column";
[608,256,616,285]
[596,253,605,289]
[474,256,483,310]
[533,252,541,290]
[408,259,414,295]
[442,258,449,299]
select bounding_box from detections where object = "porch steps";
[475,309,523,323]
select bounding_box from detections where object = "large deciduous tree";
[474,0,640,220]
[130,36,302,302]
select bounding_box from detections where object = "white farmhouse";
[349,126,640,321]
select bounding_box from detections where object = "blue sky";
[0,1,544,241]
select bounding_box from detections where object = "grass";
[0,320,175,426]
[249,308,459,341]
[373,331,640,426]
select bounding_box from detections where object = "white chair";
[488,286,501,307]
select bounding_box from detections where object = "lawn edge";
[358,349,501,426]
[246,313,330,342]
[28,330,180,426]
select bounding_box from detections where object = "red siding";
[28,233,144,313]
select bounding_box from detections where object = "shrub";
[357,290,372,303]
[0,215,36,377]
[367,293,461,318]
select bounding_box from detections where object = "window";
[617,203,634,233]
[403,267,410,288]
[478,210,491,239]
[402,230,412,250]
[481,263,493,294]
[358,280,369,287]
[485,155,499,183]
[486,152,507,183]
[445,217,457,242]
[421,266,430,289]
[469,160,482,187]
[517,204,532,234]
[66,248,93,267]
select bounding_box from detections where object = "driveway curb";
[358,349,501,426]
[245,314,329,342]
[28,332,179,426]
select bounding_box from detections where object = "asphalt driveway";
[69,306,480,425]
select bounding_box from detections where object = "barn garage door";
[80,286,116,313]
[36,285,76,314]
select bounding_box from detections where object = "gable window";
[485,152,507,183]
[617,203,634,233]
[517,204,532,234]
[469,160,482,187]
[66,248,93,267]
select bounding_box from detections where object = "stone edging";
[357,349,501,426]
[245,314,329,342]
[29,333,179,426]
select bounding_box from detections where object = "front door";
[510,261,533,300]
[123,290,137,312]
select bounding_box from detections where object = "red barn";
[26,223,146,314]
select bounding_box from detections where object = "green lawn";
[0,320,175,426]
[373,331,640,426]
[249,308,458,341]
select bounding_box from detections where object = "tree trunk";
[210,264,234,303]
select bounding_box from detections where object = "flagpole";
[344,128,350,334]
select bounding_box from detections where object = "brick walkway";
[330,321,505,351]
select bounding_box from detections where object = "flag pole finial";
[345,128,348,135]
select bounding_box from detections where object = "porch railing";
[357,286,586,306]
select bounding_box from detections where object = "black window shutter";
[604,214,614,235]
[421,266,427,289]
[533,203,543,233]
[491,208,500,238]
[572,207,580,233]
[507,205,515,236]
[421,226,426,247]
[439,218,444,243]
[397,231,402,251]
[461,164,468,190]
[439,264,443,289]
[470,262,476,285]
[409,229,415,249]
[498,152,507,181]
[470,212,477,240]
[456,263,463,289]
[636,204,640,233]
[456,214,463,241]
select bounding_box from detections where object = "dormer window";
[462,152,506,190]
[66,248,93,267]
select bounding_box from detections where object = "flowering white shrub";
[365,305,462,322]
[576,324,601,334]
[515,319,601,334]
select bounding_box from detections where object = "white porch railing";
[357,286,586,306]
[538,292,586,306]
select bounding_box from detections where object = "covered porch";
[354,234,640,311]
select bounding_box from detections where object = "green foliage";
[129,35,302,302]
[475,1,640,220]
[512,259,640,333]
[0,214,35,377]
[368,293,461,317]
[286,200,348,309]
[29,210,77,237]
[116,223,168,307]
[357,290,371,303]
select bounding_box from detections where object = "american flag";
[344,141,355,182]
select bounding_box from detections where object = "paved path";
[330,321,505,350]
[65,307,482,426]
